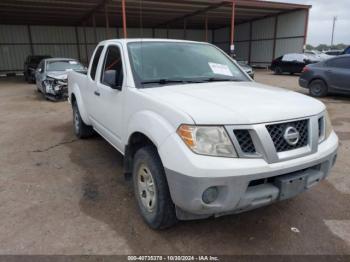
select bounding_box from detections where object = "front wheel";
[309,79,328,97]
[72,102,94,138]
[133,146,177,229]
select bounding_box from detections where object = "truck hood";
[140,81,325,125]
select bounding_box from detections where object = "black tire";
[309,79,328,97]
[274,66,283,75]
[72,101,94,138]
[133,146,177,229]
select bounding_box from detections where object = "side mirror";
[103,70,122,90]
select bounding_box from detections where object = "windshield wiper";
[141,78,202,85]
[200,77,239,82]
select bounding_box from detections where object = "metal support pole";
[230,0,236,57]
[331,16,337,47]
[105,3,110,39]
[303,8,310,50]
[248,21,252,64]
[75,26,81,61]
[27,25,34,55]
[83,24,89,64]
[205,14,208,42]
[92,14,97,44]
[121,0,127,38]
[272,16,278,60]
[183,19,187,39]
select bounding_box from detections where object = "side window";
[101,46,124,88]
[90,46,104,80]
[327,58,350,69]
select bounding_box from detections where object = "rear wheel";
[309,79,328,97]
[133,146,177,229]
[72,101,94,138]
[274,66,283,75]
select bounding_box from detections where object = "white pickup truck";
[68,39,338,229]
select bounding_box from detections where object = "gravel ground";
[0,70,349,255]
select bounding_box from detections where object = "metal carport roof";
[0,0,311,29]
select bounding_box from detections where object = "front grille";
[266,119,308,152]
[233,130,256,154]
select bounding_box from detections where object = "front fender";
[70,84,91,125]
[126,110,176,148]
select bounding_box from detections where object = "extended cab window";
[90,46,104,80]
[101,46,124,88]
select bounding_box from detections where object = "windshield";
[29,56,50,65]
[127,42,249,87]
[46,60,85,71]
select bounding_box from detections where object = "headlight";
[177,125,237,157]
[319,111,333,143]
[324,111,333,140]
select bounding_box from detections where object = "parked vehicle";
[68,39,338,229]
[304,50,332,60]
[36,58,86,101]
[24,55,51,83]
[237,60,254,79]
[324,50,344,56]
[299,55,350,97]
[342,46,350,55]
[271,53,320,74]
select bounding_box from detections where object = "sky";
[268,0,350,46]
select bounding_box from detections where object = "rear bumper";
[299,78,309,88]
[159,132,338,220]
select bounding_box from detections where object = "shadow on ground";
[50,120,350,255]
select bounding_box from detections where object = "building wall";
[0,9,307,72]
[212,9,308,66]
[0,24,212,72]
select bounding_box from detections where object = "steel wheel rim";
[137,164,156,213]
[312,84,321,94]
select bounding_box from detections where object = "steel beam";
[121,0,127,38]
[105,3,110,39]
[303,8,310,51]
[154,1,229,28]
[27,25,34,55]
[230,0,236,56]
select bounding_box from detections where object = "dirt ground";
[0,70,349,255]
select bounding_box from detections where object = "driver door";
[92,43,125,150]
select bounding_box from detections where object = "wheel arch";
[124,110,176,179]
[70,86,91,125]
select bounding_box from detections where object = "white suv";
[68,39,338,229]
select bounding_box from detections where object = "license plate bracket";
[274,171,307,200]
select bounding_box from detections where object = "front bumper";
[159,132,338,220]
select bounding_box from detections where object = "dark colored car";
[342,46,350,55]
[24,55,51,83]
[324,50,343,56]
[270,53,320,75]
[299,55,350,97]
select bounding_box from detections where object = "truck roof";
[98,38,205,45]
